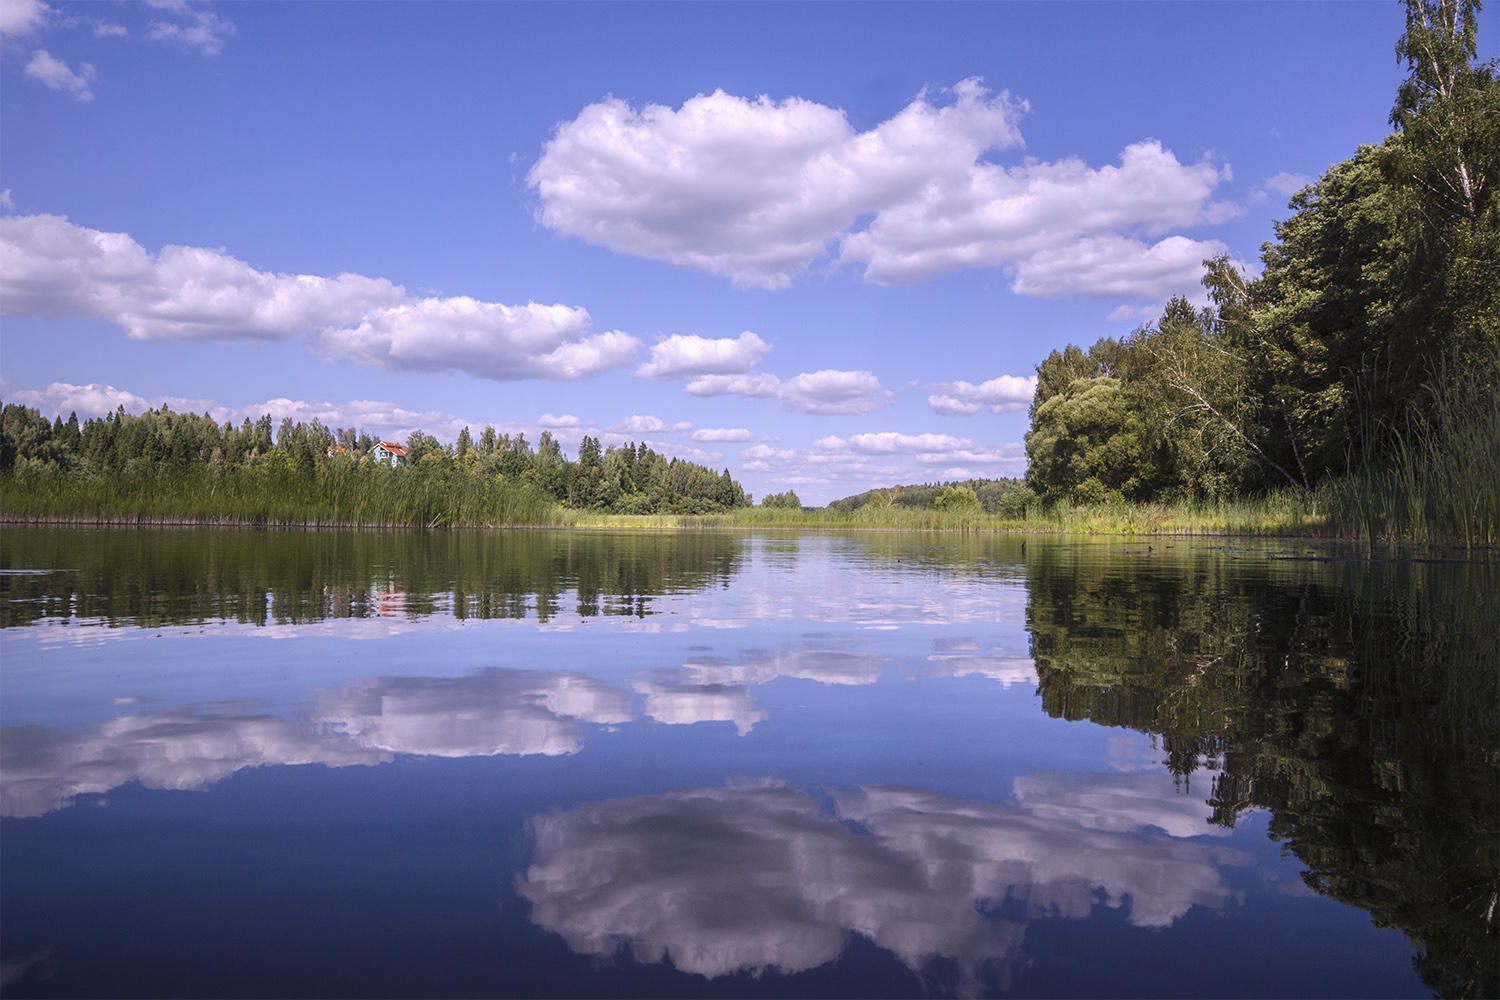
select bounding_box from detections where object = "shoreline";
[0,511,1461,548]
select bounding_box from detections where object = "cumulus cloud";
[682,372,782,399]
[519,778,1245,987]
[4,380,157,418]
[686,369,893,416]
[0,0,51,39]
[841,141,1237,290]
[537,413,584,428]
[0,379,505,445]
[612,414,692,434]
[819,431,1022,467]
[777,370,894,415]
[739,432,1025,502]
[635,331,772,380]
[689,427,753,443]
[1,213,402,341]
[1008,233,1228,300]
[531,78,1025,290]
[928,374,1039,416]
[22,49,94,100]
[532,79,1238,300]
[0,213,632,381]
[312,298,635,381]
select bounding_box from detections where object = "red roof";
[377,441,409,456]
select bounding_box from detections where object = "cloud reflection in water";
[0,704,390,818]
[519,775,1246,993]
[313,668,633,757]
[634,643,887,735]
[2,669,635,817]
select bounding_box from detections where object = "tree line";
[1023,0,1497,543]
[829,478,1032,516]
[0,403,752,518]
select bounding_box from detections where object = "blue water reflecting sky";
[0,530,1457,997]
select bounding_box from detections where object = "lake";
[1,527,1495,998]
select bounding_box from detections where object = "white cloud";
[313,298,634,381]
[532,80,1237,300]
[634,331,771,380]
[928,374,1037,416]
[537,413,583,428]
[22,49,94,100]
[741,432,1024,499]
[144,0,233,55]
[777,370,894,415]
[1009,233,1229,300]
[836,432,1022,467]
[683,372,782,399]
[531,78,1025,290]
[1,213,402,341]
[0,380,496,444]
[690,369,894,415]
[612,414,692,434]
[842,140,1236,292]
[6,380,157,417]
[1105,300,1166,324]
[0,213,631,382]
[1262,171,1312,198]
[689,427,753,443]
[0,189,13,211]
[0,0,50,39]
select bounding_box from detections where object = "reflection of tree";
[1025,544,1499,997]
[0,527,744,629]
[519,776,1243,997]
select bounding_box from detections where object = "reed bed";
[0,462,563,528]
[1325,362,1500,550]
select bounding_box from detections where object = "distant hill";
[827,477,1032,515]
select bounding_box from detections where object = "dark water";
[1,527,1495,999]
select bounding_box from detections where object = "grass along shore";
[6,474,1493,549]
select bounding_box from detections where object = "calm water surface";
[1,527,1495,998]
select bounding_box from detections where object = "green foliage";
[1025,377,1157,503]
[1021,5,1497,547]
[828,478,1030,515]
[760,490,802,509]
[929,485,979,510]
[0,404,752,525]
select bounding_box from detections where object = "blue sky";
[2,1,1492,503]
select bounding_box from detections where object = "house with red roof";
[371,441,409,467]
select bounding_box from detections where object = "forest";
[0,404,751,525]
[1024,0,1497,546]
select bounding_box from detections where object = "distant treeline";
[829,478,1032,516]
[0,404,752,525]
